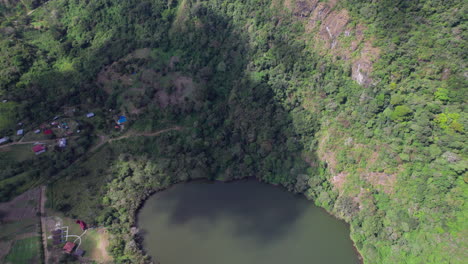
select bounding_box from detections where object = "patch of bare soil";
[281,0,295,11]
[0,187,40,222]
[293,0,319,18]
[352,42,380,86]
[132,48,151,59]
[155,74,195,108]
[317,131,339,174]
[97,65,134,94]
[317,131,349,192]
[43,216,66,264]
[0,241,12,262]
[97,47,198,115]
[44,216,62,233]
[318,128,400,194]
[140,69,159,85]
[109,126,183,143]
[0,188,42,263]
[362,172,397,194]
[97,48,152,94]
[331,172,349,192]
[352,187,372,211]
[292,0,380,86]
[169,56,180,70]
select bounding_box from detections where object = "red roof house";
[76,220,87,231]
[43,129,53,135]
[32,145,46,155]
[63,242,76,254]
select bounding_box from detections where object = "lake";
[138,180,360,264]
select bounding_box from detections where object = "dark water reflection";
[138,180,359,264]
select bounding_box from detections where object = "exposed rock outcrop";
[289,0,380,86]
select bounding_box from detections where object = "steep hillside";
[0,0,466,263]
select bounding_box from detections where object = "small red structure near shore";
[32,145,46,155]
[76,220,87,230]
[63,242,76,254]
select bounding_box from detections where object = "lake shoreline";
[133,177,364,264]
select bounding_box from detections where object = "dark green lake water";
[138,180,360,264]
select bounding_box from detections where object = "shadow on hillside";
[135,2,322,247]
[4,0,323,253]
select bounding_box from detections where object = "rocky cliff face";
[288,0,379,86]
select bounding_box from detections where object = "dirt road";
[0,135,79,150]
[108,126,183,143]
[0,139,55,150]
[40,186,49,264]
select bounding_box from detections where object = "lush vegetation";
[0,0,466,263]
[4,236,43,264]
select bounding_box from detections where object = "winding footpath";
[87,125,183,155]
[109,126,183,142]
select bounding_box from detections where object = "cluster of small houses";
[0,114,85,154]
[52,220,88,257]
[0,112,128,155]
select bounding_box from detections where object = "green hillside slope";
[0,0,466,263]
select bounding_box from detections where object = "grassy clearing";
[80,229,98,251]
[80,228,112,262]
[0,171,41,194]
[60,216,85,238]
[0,102,17,131]
[22,132,48,142]
[47,145,113,222]
[4,236,42,264]
[2,144,35,162]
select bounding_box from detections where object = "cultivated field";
[0,187,42,263]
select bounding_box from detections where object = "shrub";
[390,105,412,121]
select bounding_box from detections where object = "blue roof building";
[117,116,127,125]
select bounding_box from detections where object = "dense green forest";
[0,0,466,263]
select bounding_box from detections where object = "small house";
[76,220,87,231]
[117,116,127,125]
[17,129,24,136]
[34,129,41,134]
[0,137,9,144]
[43,129,53,135]
[32,145,46,155]
[73,248,85,257]
[58,138,67,148]
[86,112,95,118]
[51,229,62,235]
[63,242,76,254]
